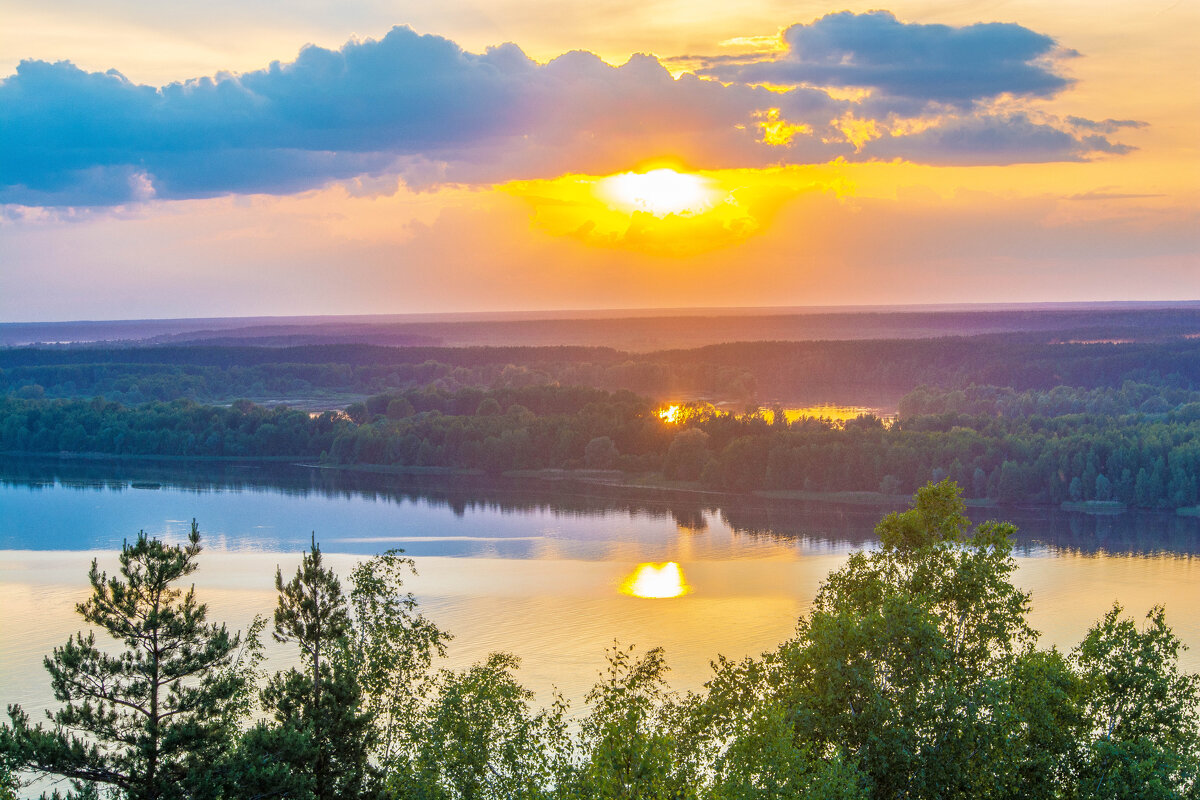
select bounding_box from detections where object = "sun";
[597,168,720,216]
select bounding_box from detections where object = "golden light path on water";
[5,548,1199,721]
[620,561,690,598]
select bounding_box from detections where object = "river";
[2,457,1197,723]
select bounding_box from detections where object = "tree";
[720,481,1039,799]
[1,522,250,800]
[584,436,619,470]
[663,429,710,482]
[680,653,867,800]
[1070,476,1084,502]
[260,536,373,800]
[560,645,693,800]
[273,535,351,711]
[397,653,568,800]
[0,749,19,800]
[1074,604,1200,799]
[679,480,1200,800]
[346,550,450,767]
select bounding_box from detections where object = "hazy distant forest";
[3,312,1200,511]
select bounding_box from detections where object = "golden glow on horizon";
[621,562,690,598]
[598,169,720,216]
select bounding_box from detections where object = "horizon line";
[5,298,1200,328]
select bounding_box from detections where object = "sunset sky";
[1,0,1197,320]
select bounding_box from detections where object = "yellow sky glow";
[504,165,855,255]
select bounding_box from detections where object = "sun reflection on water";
[620,561,690,598]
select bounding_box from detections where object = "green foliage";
[663,429,711,482]
[679,651,867,800]
[584,436,619,469]
[345,551,451,766]
[683,481,1200,800]
[1074,605,1200,799]
[273,535,351,687]
[559,645,693,800]
[394,653,568,800]
[1,523,251,800]
[779,483,1034,797]
[6,330,1200,406]
[0,748,20,800]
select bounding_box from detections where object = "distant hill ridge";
[4,302,1200,351]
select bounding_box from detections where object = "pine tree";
[262,535,373,800]
[1,522,249,800]
[273,534,351,712]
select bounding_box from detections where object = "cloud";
[862,114,1136,165]
[1065,116,1149,134]
[0,18,1137,207]
[0,30,842,205]
[700,11,1073,111]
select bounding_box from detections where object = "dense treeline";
[331,383,1200,509]
[329,386,668,473]
[0,396,343,458]
[898,382,1200,418]
[4,334,1200,406]
[5,381,1200,509]
[3,483,1198,800]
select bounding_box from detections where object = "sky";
[1,0,1197,321]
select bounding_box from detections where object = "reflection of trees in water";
[0,456,698,521]
[1013,506,1200,556]
[720,499,1200,557]
[719,503,884,549]
[671,507,708,532]
[3,457,1197,556]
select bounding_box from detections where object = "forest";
[3,334,1199,407]
[3,380,1200,510]
[2,482,1197,799]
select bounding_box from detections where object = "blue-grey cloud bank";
[702,11,1073,111]
[0,13,1139,206]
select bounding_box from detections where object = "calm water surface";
[3,458,1198,721]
